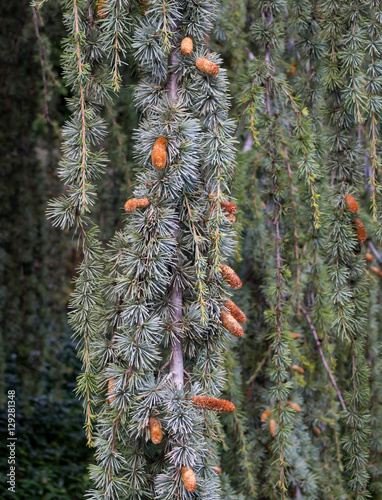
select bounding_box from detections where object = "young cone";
[354,218,367,242]
[181,466,197,493]
[261,409,272,422]
[226,213,236,224]
[151,137,168,169]
[291,332,302,339]
[365,252,374,262]
[212,466,222,474]
[224,299,246,323]
[192,395,235,413]
[291,365,304,374]
[370,266,382,278]
[221,310,244,338]
[196,57,219,76]
[286,401,301,412]
[149,416,163,445]
[180,37,193,55]
[124,198,150,213]
[97,0,107,19]
[344,194,359,214]
[107,378,116,404]
[221,264,242,289]
[269,419,276,436]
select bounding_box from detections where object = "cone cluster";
[196,57,219,76]
[124,198,150,213]
[149,416,163,444]
[224,299,246,323]
[181,466,197,493]
[152,137,168,169]
[221,264,242,289]
[192,395,235,413]
[181,37,193,55]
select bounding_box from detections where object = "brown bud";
[365,253,374,262]
[192,395,235,413]
[181,466,196,493]
[140,0,149,16]
[221,310,244,338]
[224,299,246,323]
[124,198,150,213]
[225,213,236,224]
[181,37,193,55]
[269,419,276,436]
[221,201,238,214]
[313,426,322,436]
[97,0,108,19]
[149,416,163,445]
[291,333,301,339]
[152,137,168,169]
[212,466,222,474]
[344,194,358,214]
[354,218,367,242]
[108,378,116,403]
[289,62,297,76]
[286,401,301,413]
[291,365,304,375]
[261,409,272,422]
[370,266,382,278]
[221,264,242,289]
[196,57,219,76]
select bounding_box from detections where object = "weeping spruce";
[43,0,382,498]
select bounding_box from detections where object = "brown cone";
[124,198,149,213]
[370,266,382,278]
[344,194,359,214]
[221,264,242,289]
[97,0,108,19]
[196,58,219,76]
[192,395,235,413]
[286,401,301,412]
[225,213,236,224]
[212,466,222,474]
[221,310,244,338]
[354,218,367,242]
[181,466,197,493]
[291,365,304,374]
[181,37,193,55]
[221,200,238,214]
[224,299,246,323]
[269,419,276,436]
[261,409,272,422]
[365,253,374,262]
[149,416,163,444]
[291,332,301,339]
[108,378,116,403]
[152,137,168,169]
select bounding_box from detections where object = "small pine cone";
[108,378,116,403]
[313,426,322,436]
[124,198,149,213]
[370,266,382,278]
[152,137,168,169]
[226,213,236,224]
[149,416,163,444]
[261,409,272,422]
[140,0,149,16]
[192,395,235,413]
[286,401,301,413]
[212,466,222,474]
[344,194,358,214]
[291,365,304,375]
[224,299,246,323]
[181,466,197,493]
[181,37,193,55]
[269,419,276,436]
[221,200,238,214]
[221,310,244,338]
[354,218,367,242]
[291,333,301,339]
[97,0,108,18]
[221,264,242,289]
[365,253,374,262]
[196,57,219,76]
